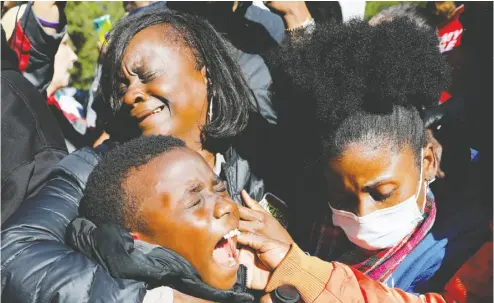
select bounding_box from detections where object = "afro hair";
[275,17,451,161]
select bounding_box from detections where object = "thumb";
[241,190,266,213]
[238,232,289,270]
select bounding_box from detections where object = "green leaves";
[66,1,125,90]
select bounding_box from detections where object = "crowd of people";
[1,1,492,303]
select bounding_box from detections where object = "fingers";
[239,204,264,221]
[239,219,265,234]
[238,232,290,271]
[237,231,267,252]
[241,190,267,213]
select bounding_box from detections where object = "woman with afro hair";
[237,17,491,303]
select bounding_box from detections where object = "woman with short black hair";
[97,9,283,204]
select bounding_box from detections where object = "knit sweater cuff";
[265,243,332,302]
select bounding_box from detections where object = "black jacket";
[1,27,67,224]
[0,142,268,302]
[1,147,147,303]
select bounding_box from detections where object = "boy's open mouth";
[212,228,240,268]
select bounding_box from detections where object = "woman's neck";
[197,148,216,169]
[184,132,216,169]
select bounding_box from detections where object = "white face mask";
[330,150,426,251]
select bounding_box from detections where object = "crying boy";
[78,135,243,291]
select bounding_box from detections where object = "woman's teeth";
[152,107,163,114]
[223,228,240,240]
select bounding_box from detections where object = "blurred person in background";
[454,1,493,215]
[2,1,67,95]
[45,33,77,97]
[123,1,166,16]
[369,2,479,215]
[1,1,19,15]
[2,1,107,152]
[1,24,67,224]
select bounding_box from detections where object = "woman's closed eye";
[140,71,158,84]
[370,190,394,202]
[118,85,128,98]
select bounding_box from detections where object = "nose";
[333,194,370,217]
[214,197,236,219]
[354,195,375,217]
[69,48,78,63]
[122,83,148,107]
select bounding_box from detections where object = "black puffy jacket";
[0,129,285,302]
[1,26,68,224]
[1,147,147,303]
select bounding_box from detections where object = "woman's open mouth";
[212,228,240,268]
[137,105,165,123]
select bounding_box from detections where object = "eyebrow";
[186,180,203,193]
[363,176,395,190]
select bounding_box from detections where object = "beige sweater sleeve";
[265,243,333,302]
[265,244,448,303]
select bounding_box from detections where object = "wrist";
[282,5,312,30]
[265,243,332,303]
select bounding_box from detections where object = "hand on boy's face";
[126,147,241,290]
[239,190,293,245]
[239,247,271,290]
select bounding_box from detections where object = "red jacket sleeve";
[266,243,492,303]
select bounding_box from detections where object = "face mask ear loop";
[417,148,427,213]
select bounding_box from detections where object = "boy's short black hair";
[79,135,186,232]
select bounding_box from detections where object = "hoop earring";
[208,96,213,122]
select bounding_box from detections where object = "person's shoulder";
[1,4,27,40]
[1,69,67,151]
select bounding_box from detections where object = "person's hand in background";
[32,1,66,35]
[239,191,293,245]
[264,1,311,30]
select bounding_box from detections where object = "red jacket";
[266,241,492,303]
